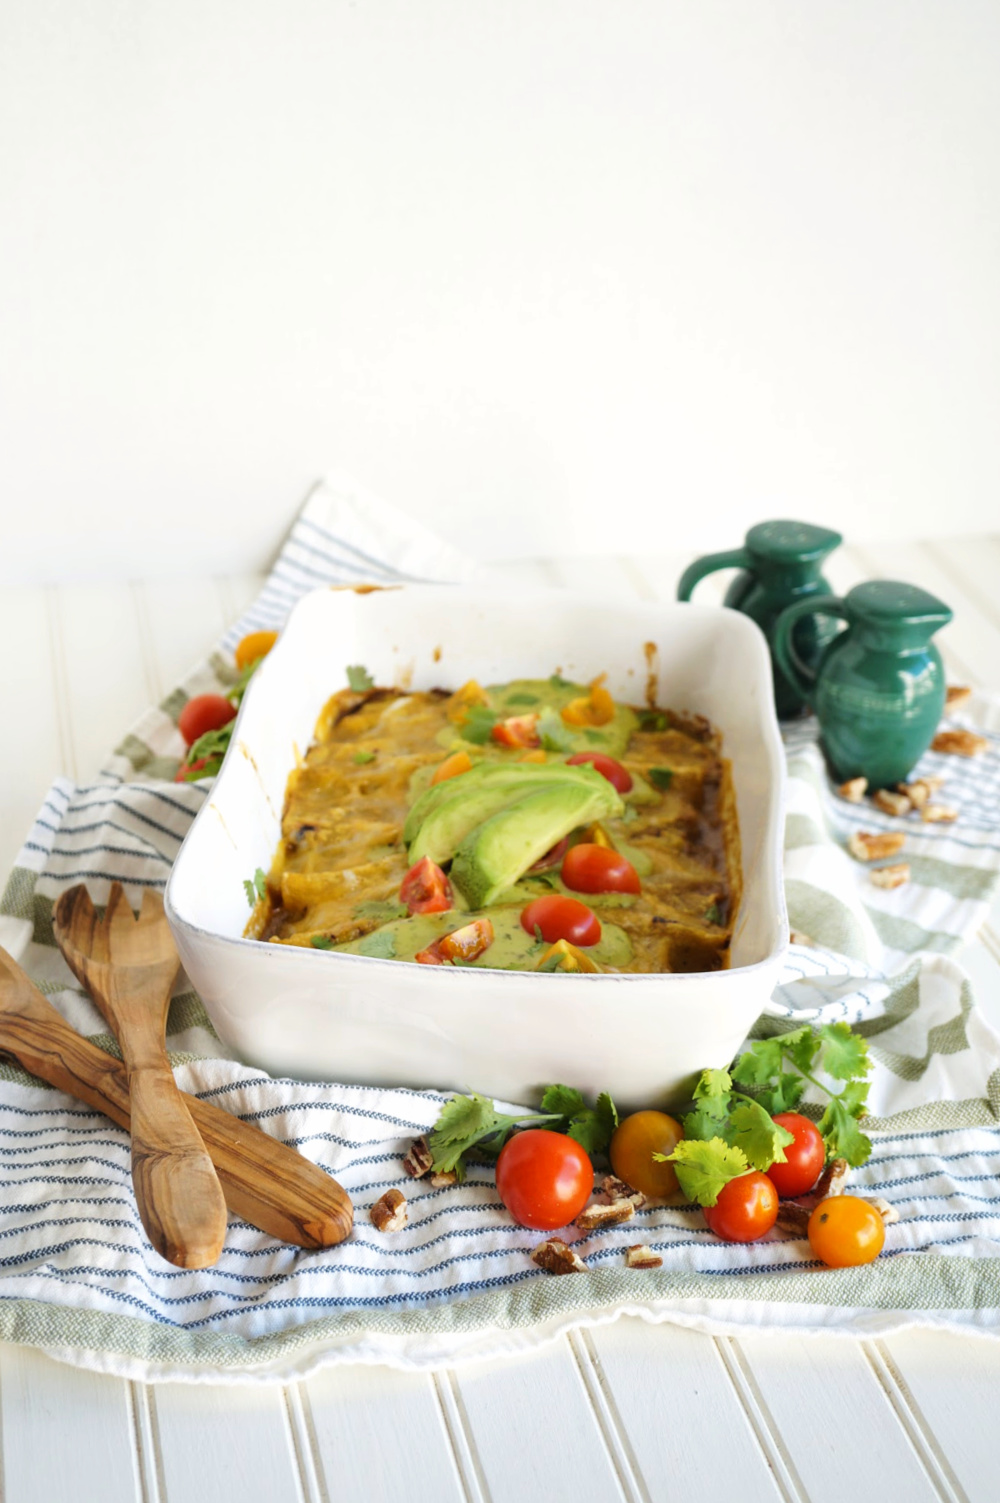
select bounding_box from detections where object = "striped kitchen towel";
[1,474,1000,1384]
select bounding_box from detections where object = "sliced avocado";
[450,777,624,909]
[403,760,600,845]
[410,775,568,866]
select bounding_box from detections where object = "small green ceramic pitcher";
[677,520,843,718]
[773,580,952,787]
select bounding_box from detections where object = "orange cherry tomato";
[492,714,540,749]
[520,895,601,947]
[609,1111,684,1198]
[703,1172,779,1242]
[234,630,278,671]
[399,857,453,915]
[431,750,474,785]
[438,918,494,963]
[566,752,633,794]
[561,843,641,895]
[495,1129,594,1229]
[177,694,236,748]
[765,1113,826,1198]
[808,1195,885,1267]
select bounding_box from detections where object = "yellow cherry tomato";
[808,1195,885,1267]
[234,630,278,671]
[610,1110,684,1198]
[431,750,474,785]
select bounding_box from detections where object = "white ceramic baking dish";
[165,586,787,1109]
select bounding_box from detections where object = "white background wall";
[1,0,998,582]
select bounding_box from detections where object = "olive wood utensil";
[51,883,227,1269]
[0,943,353,1249]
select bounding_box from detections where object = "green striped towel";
[1,474,999,1385]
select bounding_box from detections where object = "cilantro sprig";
[659,1023,873,1207]
[346,664,375,692]
[427,1083,619,1179]
[243,867,267,907]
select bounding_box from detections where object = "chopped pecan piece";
[600,1174,647,1209]
[775,1203,811,1236]
[576,1198,636,1230]
[898,779,931,809]
[429,1170,458,1189]
[848,830,906,862]
[402,1137,434,1179]
[921,803,958,823]
[838,777,868,803]
[872,789,911,818]
[814,1158,849,1199]
[863,1196,900,1225]
[625,1244,663,1269]
[945,686,972,710]
[369,1188,408,1232]
[870,863,910,890]
[931,730,987,758]
[531,1238,588,1274]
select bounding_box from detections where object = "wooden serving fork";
[0,943,353,1248]
[52,883,228,1268]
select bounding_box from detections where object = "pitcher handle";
[773,595,847,707]
[676,548,751,602]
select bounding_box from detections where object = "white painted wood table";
[2,536,1000,1503]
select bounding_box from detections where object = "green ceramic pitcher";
[773,580,953,787]
[677,520,843,718]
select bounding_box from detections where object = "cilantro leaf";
[753,1071,806,1115]
[817,1096,872,1168]
[817,1022,871,1082]
[681,1067,733,1143]
[311,935,333,950]
[428,1092,506,1175]
[540,1084,585,1117]
[358,929,397,959]
[226,659,260,707]
[565,1091,618,1156]
[731,1038,787,1087]
[704,903,723,926]
[694,1068,732,1103]
[728,1100,795,1172]
[837,1077,871,1117]
[648,767,673,790]
[537,707,574,753]
[506,693,540,706]
[661,1137,749,1207]
[459,706,499,745]
[353,749,376,765]
[346,664,375,692]
[638,710,668,732]
[243,868,267,907]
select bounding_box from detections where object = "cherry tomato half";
[495,1129,594,1230]
[610,1111,684,1198]
[416,917,495,966]
[808,1195,885,1267]
[492,715,540,749]
[765,1113,826,1199]
[528,836,570,873]
[399,856,453,915]
[177,694,236,748]
[566,752,633,794]
[520,895,601,947]
[431,750,473,785]
[561,843,641,895]
[703,1172,779,1242]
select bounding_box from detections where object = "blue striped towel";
[2,472,1000,1384]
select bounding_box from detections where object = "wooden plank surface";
[0,539,998,1503]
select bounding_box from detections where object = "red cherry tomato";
[566,752,633,794]
[399,856,453,915]
[491,714,541,749]
[528,836,570,873]
[520,895,601,947]
[808,1195,885,1267]
[561,843,641,895]
[703,1172,779,1242]
[765,1113,826,1198]
[495,1129,594,1230]
[177,693,236,748]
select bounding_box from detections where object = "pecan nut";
[775,1203,811,1236]
[869,862,910,890]
[931,730,987,757]
[625,1244,663,1269]
[531,1238,588,1274]
[370,1187,408,1232]
[848,830,906,862]
[429,1170,458,1189]
[576,1198,636,1231]
[814,1158,849,1199]
[945,686,972,710]
[838,777,868,803]
[402,1137,434,1178]
[600,1174,647,1209]
[921,803,958,823]
[872,789,911,818]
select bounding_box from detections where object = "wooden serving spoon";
[53,883,228,1269]
[0,943,353,1248]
